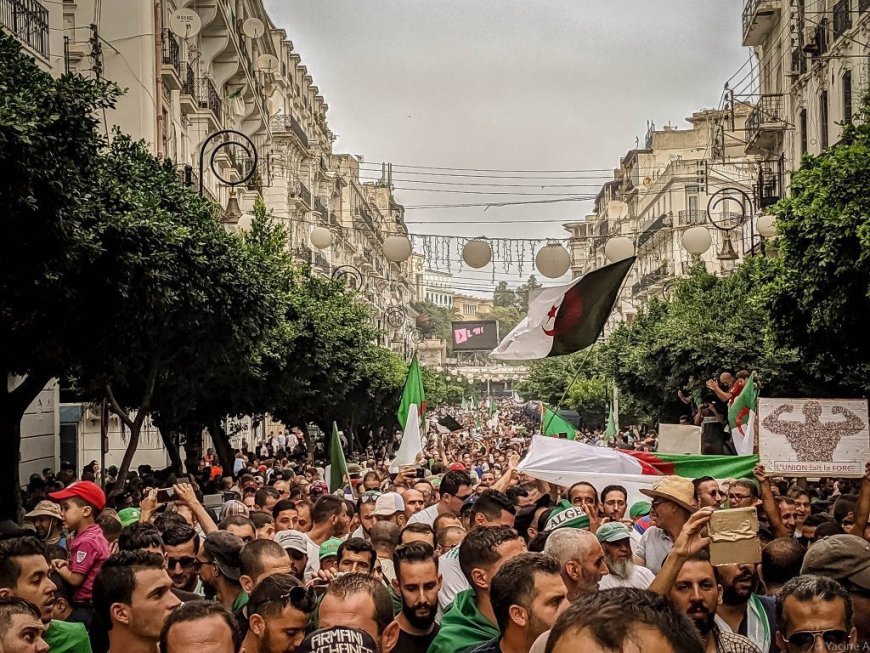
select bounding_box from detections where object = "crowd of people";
[1,398,869,653]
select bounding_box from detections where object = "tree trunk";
[208,418,235,476]
[112,421,141,496]
[0,407,23,520]
[0,373,51,520]
[160,429,184,474]
[183,425,203,475]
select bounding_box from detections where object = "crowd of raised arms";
[2,397,869,653]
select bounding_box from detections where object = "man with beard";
[543,529,608,601]
[195,531,246,611]
[714,564,777,653]
[302,496,351,580]
[391,543,441,653]
[472,553,568,653]
[595,523,654,590]
[599,486,628,523]
[240,573,315,653]
[669,552,762,653]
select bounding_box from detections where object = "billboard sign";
[451,320,499,351]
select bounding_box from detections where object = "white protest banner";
[758,398,869,477]
[657,424,702,455]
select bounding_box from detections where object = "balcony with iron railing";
[161,29,181,77]
[314,197,328,218]
[756,159,783,209]
[678,210,708,226]
[742,0,782,46]
[195,77,222,123]
[268,114,309,148]
[299,183,312,208]
[1,0,49,58]
[746,95,786,155]
[861,0,870,12]
[833,0,852,38]
[636,213,668,249]
[631,263,670,298]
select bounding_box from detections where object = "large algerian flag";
[541,402,578,440]
[491,257,636,360]
[390,404,423,472]
[488,398,497,419]
[517,435,759,504]
[398,355,426,429]
[327,422,349,492]
[728,374,758,456]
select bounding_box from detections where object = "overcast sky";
[263,1,749,295]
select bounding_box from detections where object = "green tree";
[599,258,801,422]
[493,281,518,308]
[0,33,119,517]
[412,301,458,341]
[515,275,542,311]
[767,94,870,396]
[480,305,524,338]
[73,135,282,489]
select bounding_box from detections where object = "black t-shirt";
[393,625,440,653]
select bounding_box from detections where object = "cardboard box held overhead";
[708,507,761,566]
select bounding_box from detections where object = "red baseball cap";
[449,462,466,472]
[49,481,106,511]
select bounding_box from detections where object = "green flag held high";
[541,403,578,440]
[461,397,468,410]
[488,398,497,419]
[329,422,349,492]
[398,355,426,429]
[604,404,617,441]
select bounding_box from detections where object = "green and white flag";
[327,422,349,492]
[604,403,617,441]
[398,355,426,429]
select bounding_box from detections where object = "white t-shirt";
[437,547,470,611]
[287,433,299,451]
[407,504,440,527]
[598,564,655,590]
[303,534,322,580]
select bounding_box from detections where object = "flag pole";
[543,347,594,433]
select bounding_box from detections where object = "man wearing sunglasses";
[407,471,473,528]
[242,573,316,653]
[161,524,201,595]
[775,575,857,652]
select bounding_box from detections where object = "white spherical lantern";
[757,214,777,239]
[383,235,412,262]
[682,226,712,256]
[467,379,474,385]
[462,239,492,268]
[310,226,333,250]
[604,236,635,263]
[535,244,571,279]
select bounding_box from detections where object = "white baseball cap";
[372,492,405,516]
[274,529,308,555]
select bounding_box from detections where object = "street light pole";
[196,130,258,222]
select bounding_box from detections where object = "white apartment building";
[565,107,759,333]
[424,269,455,307]
[741,0,870,187]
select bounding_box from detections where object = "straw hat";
[639,476,697,513]
[24,501,63,521]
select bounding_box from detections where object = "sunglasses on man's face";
[166,556,196,570]
[781,628,850,652]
